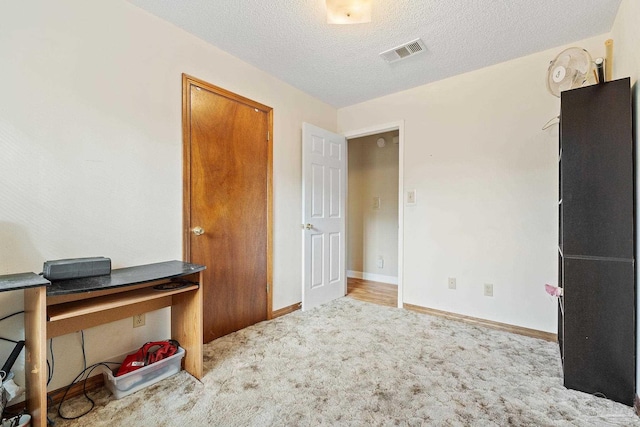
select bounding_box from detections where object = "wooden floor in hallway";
[346,277,397,308]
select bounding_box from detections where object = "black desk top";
[46,260,206,296]
[0,272,50,293]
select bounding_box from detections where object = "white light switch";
[407,190,417,205]
[372,196,381,210]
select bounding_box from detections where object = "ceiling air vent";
[379,38,427,63]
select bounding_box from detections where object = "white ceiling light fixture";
[326,0,372,24]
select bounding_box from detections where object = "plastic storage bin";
[103,346,185,399]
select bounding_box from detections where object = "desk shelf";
[47,284,199,337]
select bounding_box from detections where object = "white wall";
[610,0,640,401]
[0,0,336,393]
[339,35,612,333]
[347,131,399,282]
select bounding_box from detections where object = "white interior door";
[302,123,346,310]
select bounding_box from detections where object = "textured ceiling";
[128,0,622,108]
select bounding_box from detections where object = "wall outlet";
[376,257,384,269]
[133,313,145,328]
[448,277,456,289]
[484,283,494,297]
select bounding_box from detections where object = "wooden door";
[183,75,272,343]
[301,123,346,310]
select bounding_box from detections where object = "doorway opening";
[344,122,404,308]
[343,120,404,308]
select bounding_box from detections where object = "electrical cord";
[0,311,24,323]
[0,311,24,345]
[47,394,55,426]
[56,361,120,420]
[47,338,54,386]
[80,331,86,372]
[53,329,121,420]
[0,310,24,322]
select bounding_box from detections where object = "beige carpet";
[50,298,640,426]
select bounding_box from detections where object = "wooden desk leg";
[24,287,47,427]
[171,271,203,379]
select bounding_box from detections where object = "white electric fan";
[543,47,593,129]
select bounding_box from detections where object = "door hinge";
[267,131,270,141]
[266,283,270,294]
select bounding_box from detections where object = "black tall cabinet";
[558,77,635,406]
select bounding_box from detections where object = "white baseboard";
[347,270,398,285]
